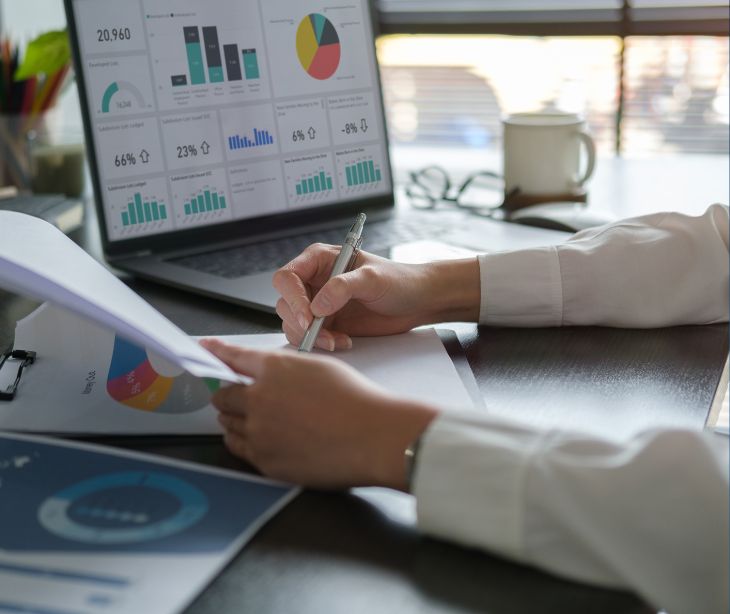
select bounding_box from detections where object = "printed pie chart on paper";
[296,13,341,80]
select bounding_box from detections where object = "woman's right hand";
[272,243,480,351]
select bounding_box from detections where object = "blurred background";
[1,0,728,159]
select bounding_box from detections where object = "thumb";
[310,266,380,317]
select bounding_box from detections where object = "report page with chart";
[70,0,391,241]
[0,304,476,435]
[0,433,297,614]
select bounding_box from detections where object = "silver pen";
[298,213,366,352]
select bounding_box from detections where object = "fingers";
[311,266,380,318]
[218,412,246,436]
[200,338,267,378]
[212,390,252,462]
[275,297,301,334]
[273,244,340,329]
[272,268,312,331]
[223,430,253,464]
[210,384,249,416]
[278,300,351,351]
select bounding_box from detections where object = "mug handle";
[576,130,596,186]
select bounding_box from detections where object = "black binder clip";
[0,348,36,401]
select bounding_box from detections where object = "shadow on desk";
[2,281,723,614]
[87,436,649,614]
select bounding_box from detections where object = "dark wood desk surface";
[2,223,727,613]
[2,151,728,613]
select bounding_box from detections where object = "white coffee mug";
[502,112,596,197]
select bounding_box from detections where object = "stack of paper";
[0,211,242,382]
[0,212,476,435]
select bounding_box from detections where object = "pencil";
[20,76,36,115]
[41,65,70,112]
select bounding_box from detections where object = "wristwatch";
[404,434,423,492]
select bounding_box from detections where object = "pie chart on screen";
[296,13,341,80]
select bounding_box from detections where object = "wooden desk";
[0,153,727,614]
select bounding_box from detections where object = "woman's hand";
[273,244,480,351]
[201,337,439,491]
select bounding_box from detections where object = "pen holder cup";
[0,113,86,197]
[0,114,33,190]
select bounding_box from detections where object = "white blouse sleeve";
[477,204,729,328]
[413,205,730,614]
[414,414,729,614]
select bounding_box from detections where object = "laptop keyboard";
[0,194,73,216]
[169,216,450,279]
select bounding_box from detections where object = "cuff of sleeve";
[413,412,540,561]
[478,247,563,327]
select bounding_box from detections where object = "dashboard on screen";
[71,0,392,243]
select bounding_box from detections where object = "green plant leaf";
[14,30,70,81]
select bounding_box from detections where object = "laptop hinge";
[110,250,153,261]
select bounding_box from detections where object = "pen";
[298,213,366,353]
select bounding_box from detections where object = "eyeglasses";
[405,166,509,216]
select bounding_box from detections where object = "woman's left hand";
[201,338,438,491]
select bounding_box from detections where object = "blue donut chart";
[38,471,209,545]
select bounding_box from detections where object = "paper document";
[0,432,296,614]
[0,211,241,382]
[1,305,475,435]
[715,386,729,436]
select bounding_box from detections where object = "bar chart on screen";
[171,168,233,228]
[295,170,334,196]
[221,104,279,160]
[183,188,227,217]
[107,178,174,240]
[284,152,338,208]
[174,27,261,87]
[336,146,387,195]
[144,0,270,110]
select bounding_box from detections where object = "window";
[378,34,728,155]
[623,36,729,153]
[375,1,729,155]
[378,36,620,153]
[376,1,729,36]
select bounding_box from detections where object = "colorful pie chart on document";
[106,336,220,414]
[296,13,341,80]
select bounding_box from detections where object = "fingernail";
[319,337,335,352]
[298,313,308,330]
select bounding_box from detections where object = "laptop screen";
[68,0,392,244]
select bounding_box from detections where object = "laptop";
[65,0,561,313]
[0,191,84,235]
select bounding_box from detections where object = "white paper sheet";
[0,211,241,382]
[0,432,297,614]
[2,305,476,435]
[225,332,475,411]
